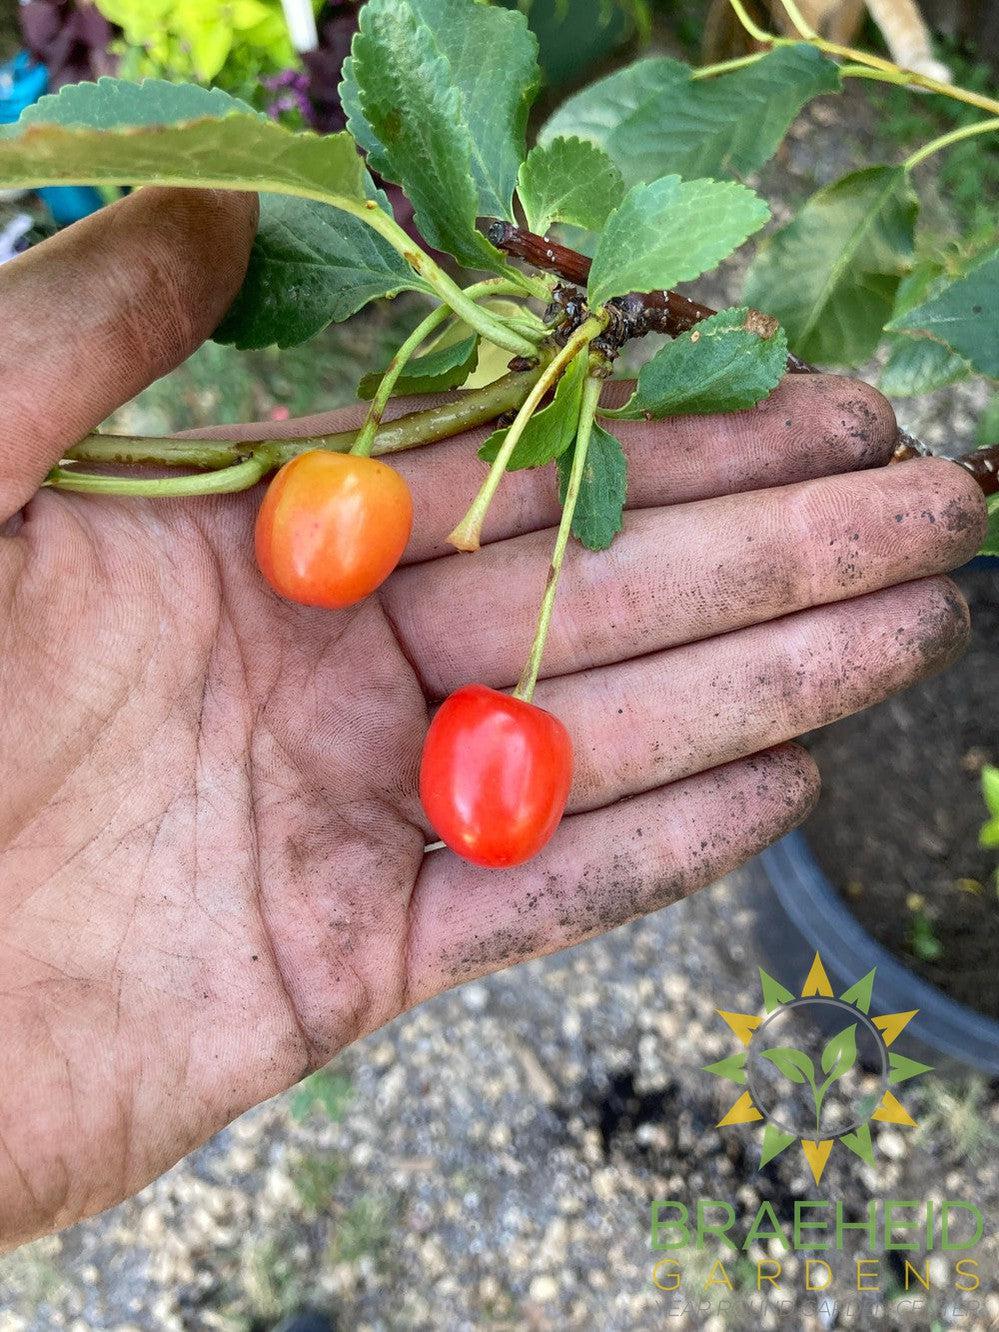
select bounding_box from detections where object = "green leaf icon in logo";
[821,1023,858,1082]
[761,1046,815,1085]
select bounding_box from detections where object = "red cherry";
[420,684,574,868]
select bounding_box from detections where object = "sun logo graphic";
[706,953,931,1186]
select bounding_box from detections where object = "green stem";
[775,0,818,38]
[692,52,768,80]
[514,377,602,703]
[67,367,548,473]
[355,204,538,356]
[904,118,999,171]
[724,0,999,116]
[448,315,606,552]
[352,278,544,458]
[351,305,452,458]
[726,0,774,45]
[46,453,271,497]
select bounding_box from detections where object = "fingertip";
[807,374,898,470]
[745,742,822,839]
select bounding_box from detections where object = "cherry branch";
[480,218,999,498]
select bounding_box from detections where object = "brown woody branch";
[481,218,999,498]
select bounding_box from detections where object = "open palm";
[0,189,984,1249]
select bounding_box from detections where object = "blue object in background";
[0,52,104,226]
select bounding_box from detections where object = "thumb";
[0,186,258,523]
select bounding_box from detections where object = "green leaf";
[517,136,625,235]
[879,335,970,397]
[540,45,840,186]
[343,0,538,267]
[984,494,999,558]
[347,0,511,271]
[977,397,999,446]
[760,1046,815,1085]
[587,175,769,307]
[888,248,999,379]
[613,306,787,418]
[820,1024,857,1082]
[14,75,247,128]
[0,76,368,206]
[744,166,917,367]
[982,764,999,820]
[359,334,478,399]
[216,194,429,349]
[478,350,587,468]
[556,420,628,550]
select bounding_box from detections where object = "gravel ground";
[1,72,996,1332]
[1,862,996,1332]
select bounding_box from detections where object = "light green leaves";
[541,45,840,186]
[612,307,787,418]
[587,175,769,307]
[820,1024,858,1082]
[359,334,478,399]
[343,0,539,269]
[478,350,587,468]
[888,248,999,379]
[517,136,625,235]
[980,765,999,845]
[744,165,917,366]
[216,195,430,349]
[557,420,628,550]
[761,1046,814,1085]
[0,77,368,204]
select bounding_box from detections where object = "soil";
[805,562,999,1021]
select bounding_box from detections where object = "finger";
[546,576,968,814]
[403,744,819,1005]
[189,373,898,562]
[381,456,985,698]
[0,187,258,522]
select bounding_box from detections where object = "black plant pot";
[757,830,999,1075]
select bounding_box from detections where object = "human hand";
[0,188,985,1248]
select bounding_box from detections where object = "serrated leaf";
[744,165,917,367]
[517,136,624,235]
[359,334,478,399]
[348,0,507,271]
[216,194,429,349]
[820,1024,857,1082]
[478,350,587,468]
[888,248,999,379]
[614,306,787,418]
[761,1046,815,1085]
[0,77,368,206]
[541,44,840,186]
[879,334,970,397]
[343,0,538,269]
[14,76,247,128]
[556,420,627,550]
[587,175,768,307]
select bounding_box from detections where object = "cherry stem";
[514,377,603,703]
[65,366,547,478]
[351,278,543,458]
[447,314,607,552]
[45,451,274,497]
